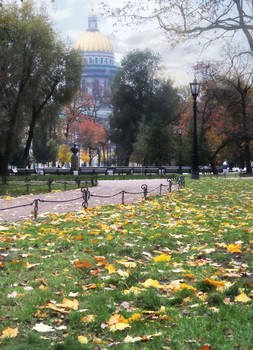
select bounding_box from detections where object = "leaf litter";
[0,178,253,349]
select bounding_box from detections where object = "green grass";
[0,177,253,349]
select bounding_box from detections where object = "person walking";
[223,160,228,175]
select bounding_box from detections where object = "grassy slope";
[0,177,253,350]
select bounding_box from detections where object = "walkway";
[0,179,173,223]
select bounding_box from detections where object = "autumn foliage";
[0,178,253,349]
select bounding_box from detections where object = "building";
[74,11,118,122]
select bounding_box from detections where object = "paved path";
[0,179,173,223]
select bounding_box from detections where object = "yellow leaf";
[177,283,196,292]
[129,313,142,322]
[204,278,226,288]
[117,260,137,268]
[142,278,161,288]
[154,253,172,262]
[0,327,18,339]
[117,269,129,278]
[109,322,130,332]
[105,264,116,274]
[235,291,251,303]
[78,336,89,344]
[62,298,79,310]
[108,313,130,332]
[108,313,129,326]
[106,234,114,241]
[93,336,107,344]
[81,314,96,323]
[227,243,242,253]
[123,286,142,295]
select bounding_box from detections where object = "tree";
[109,49,180,165]
[102,1,253,56]
[182,60,253,173]
[33,124,58,165]
[0,1,82,177]
[70,117,108,166]
[58,144,71,166]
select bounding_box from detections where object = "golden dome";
[74,31,113,53]
[74,12,114,53]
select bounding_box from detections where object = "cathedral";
[74,11,118,122]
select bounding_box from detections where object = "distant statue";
[70,144,79,171]
[71,144,79,155]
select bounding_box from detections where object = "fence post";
[81,187,90,209]
[141,184,148,200]
[121,190,125,205]
[33,199,39,219]
[167,179,172,192]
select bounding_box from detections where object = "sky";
[41,0,221,87]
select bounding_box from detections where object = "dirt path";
[0,179,173,223]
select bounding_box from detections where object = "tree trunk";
[209,157,218,174]
[244,140,252,174]
[0,155,8,184]
[22,107,37,167]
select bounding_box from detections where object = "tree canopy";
[0,0,82,176]
[101,1,253,56]
[109,49,180,165]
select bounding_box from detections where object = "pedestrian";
[223,160,228,175]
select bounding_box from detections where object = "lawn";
[0,177,253,350]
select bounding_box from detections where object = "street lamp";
[190,77,200,179]
[178,128,182,174]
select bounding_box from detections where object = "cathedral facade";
[74,12,118,122]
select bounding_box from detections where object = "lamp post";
[178,128,182,174]
[190,77,200,179]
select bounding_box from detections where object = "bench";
[79,167,108,175]
[162,166,179,174]
[17,168,37,175]
[112,167,132,175]
[144,167,160,175]
[43,168,71,175]
[132,167,160,175]
[162,166,191,174]
[199,166,224,175]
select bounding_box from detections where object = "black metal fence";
[0,177,185,220]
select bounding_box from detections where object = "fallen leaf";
[204,278,226,288]
[0,327,18,339]
[73,260,92,268]
[108,313,130,332]
[78,335,89,344]
[32,323,55,332]
[81,314,96,323]
[154,253,172,262]
[227,243,242,253]
[235,291,251,303]
[142,278,161,288]
[198,345,211,350]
